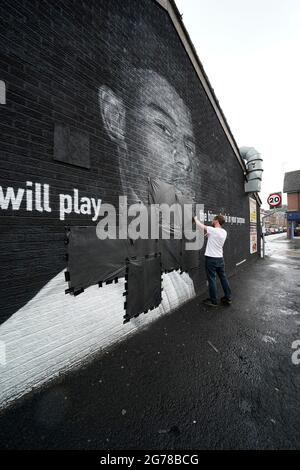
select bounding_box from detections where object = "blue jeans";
[205,256,232,304]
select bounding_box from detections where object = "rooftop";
[283,170,300,193]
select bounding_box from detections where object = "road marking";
[236,259,246,266]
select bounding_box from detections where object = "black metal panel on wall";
[0,0,254,325]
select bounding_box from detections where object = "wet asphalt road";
[0,234,299,450]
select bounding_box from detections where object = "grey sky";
[176,0,300,208]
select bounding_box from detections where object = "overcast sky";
[176,0,300,208]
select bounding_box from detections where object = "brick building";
[0,0,261,409]
[262,207,287,233]
[283,171,300,238]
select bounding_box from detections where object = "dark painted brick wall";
[0,0,258,325]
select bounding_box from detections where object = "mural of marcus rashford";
[0,65,201,403]
[99,67,196,204]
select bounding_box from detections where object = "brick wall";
[287,193,300,211]
[0,0,258,409]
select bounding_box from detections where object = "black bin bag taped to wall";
[148,177,176,206]
[181,239,200,271]
[66,226,130,292]
[175,187,200,271]
[127,204,159,258]
[128,237,158,259]
[124,254,162,323]
[159,238,181,271]
[160,238,199,272]
[148,176,200,272]
[149,177,181,271]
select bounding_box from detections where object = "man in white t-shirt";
[194,214,232,307]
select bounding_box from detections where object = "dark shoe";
[203,298,218,307]
[221,296,232,305]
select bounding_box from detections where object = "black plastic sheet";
[148,177,200,272]
[124,254,162,322]
[65,178,200,320]
[148,177,176,205]
[159,238,181,271]
[181,240,200,271]
[128,237,159,259]
[66,226,130,292]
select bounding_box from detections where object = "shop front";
[287,211,300,238]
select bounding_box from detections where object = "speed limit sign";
[267,192,282,208]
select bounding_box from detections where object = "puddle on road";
[269,263,289,269]
[262,306,300,319]
[268,255,290,261]
[279,308,300,316]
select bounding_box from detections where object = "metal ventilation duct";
[239,146,263,193]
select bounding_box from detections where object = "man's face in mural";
[99,69,195,202]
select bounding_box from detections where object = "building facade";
[0,0,261,409]
[262,208,287,233]
[283,171,300,238]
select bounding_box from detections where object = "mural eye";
[155,121,173,138]
[185,143,195,157]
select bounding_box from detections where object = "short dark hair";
[214,214,225,226]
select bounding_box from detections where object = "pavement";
[0,234,299,450]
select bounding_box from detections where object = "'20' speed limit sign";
[267,193,282,207]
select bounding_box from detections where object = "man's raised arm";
[193,215,208,233]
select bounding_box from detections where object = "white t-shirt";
[205,226,227,258]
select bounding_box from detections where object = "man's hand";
[194,215,207,233]
[193,215,199,226]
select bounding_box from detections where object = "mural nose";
[173,147,191,173]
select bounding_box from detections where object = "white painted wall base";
[0,270,195,410]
